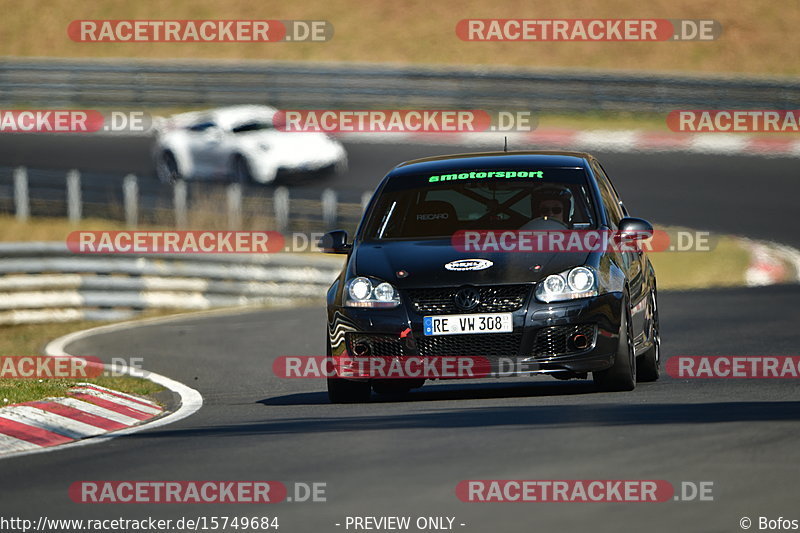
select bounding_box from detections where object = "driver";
[532,186,573,224]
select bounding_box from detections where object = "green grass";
[649,235,752,290]
[0,315,178,406]
[0,376,164,406]
[0,215,142,243]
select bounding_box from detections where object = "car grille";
[346,333,405,357]
[532,324,597,358]
[405,285,531,315]
[347,332,523,358]
[417,333,523,358]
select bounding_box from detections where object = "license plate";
[423,313,513,336]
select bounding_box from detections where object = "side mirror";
[319,230,352,254]
[618,217,653,241]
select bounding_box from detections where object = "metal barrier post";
[227,183,243,230]
[173,180,188,229]
[322,188,337,230]
[13,167,29,223]
[123,174,139,228]
[274,186,290,234]
[66,169,82,224]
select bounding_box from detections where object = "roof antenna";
[503,136,508,152]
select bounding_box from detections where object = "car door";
[185,120,225,179]
[592,161,647,336]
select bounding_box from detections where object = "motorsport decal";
[444,259,494,271]
[428,170,545,182]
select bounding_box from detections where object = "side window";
[592,162,624,228]
[187,121,217,133]
[596,162,629,217]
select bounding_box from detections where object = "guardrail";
[0,242,343,325]
[1,58,799,112]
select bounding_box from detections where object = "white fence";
[3,166,371,232]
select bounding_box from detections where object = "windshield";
[231,121,274,134]
[364,167,597,239]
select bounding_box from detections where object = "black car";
[321,151,660,403]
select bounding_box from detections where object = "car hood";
[352,240,591,288]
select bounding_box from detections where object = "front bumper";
[250,144,346,182]
[327,289,624,379]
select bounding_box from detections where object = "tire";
[327,377,371,403]
[157,151,182,183]
[593,294,636,392]
[231,155,253,184]
[636,289,661,382]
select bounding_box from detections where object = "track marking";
[0,405,108,439]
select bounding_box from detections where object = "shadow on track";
[129,400,800,440]
[260,380,600,406]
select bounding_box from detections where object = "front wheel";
[230,155,253,184]
[593,295,636,392]
[327,377,371,403]
[156,151,182,183]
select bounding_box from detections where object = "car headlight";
[535,266,597,303]
[345,277,401,308]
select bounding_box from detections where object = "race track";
[0,139,798,533]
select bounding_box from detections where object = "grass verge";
[649,235,752,291]
[0,315,178,406]
[0,376,164,406]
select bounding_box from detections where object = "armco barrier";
[0,58,798,112]
[0,242,343,325]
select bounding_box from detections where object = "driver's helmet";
[533,185,573,222]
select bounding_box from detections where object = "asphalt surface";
[0,138,798,532]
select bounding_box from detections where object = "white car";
[154,105,347,184]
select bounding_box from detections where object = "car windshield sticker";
[428,170,544,182]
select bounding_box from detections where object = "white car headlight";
[345,277,400,308]
[536,266,597,303]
